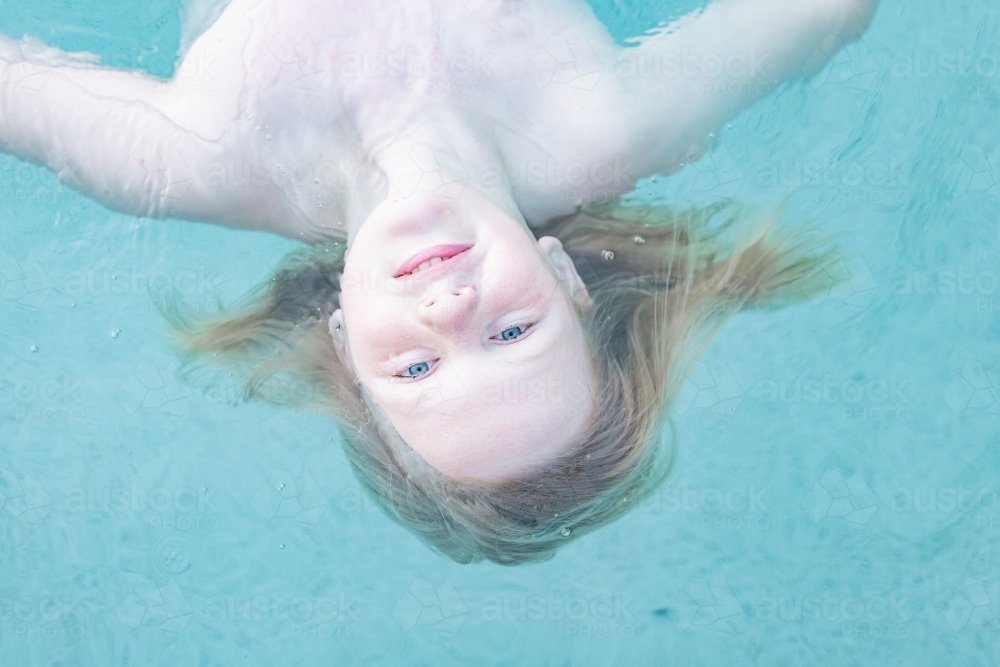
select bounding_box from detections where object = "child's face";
[336,189,595,482]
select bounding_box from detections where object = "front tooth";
[428,257,443,266]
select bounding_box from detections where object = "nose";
[417,286,477,334]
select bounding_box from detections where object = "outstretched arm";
[621,0,878,175]
[0,32,310,237]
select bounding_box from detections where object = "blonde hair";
[167,199,835,565]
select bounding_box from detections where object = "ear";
[328,309,358,374]
[537,236,593,309]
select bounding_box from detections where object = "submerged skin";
[0,0,876,479]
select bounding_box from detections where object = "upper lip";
[394,244,473,278]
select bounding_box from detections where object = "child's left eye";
[499,326,525,340]
[494,323,532,342]
[404,361,432,377]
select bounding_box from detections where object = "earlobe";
[537,236,593,309]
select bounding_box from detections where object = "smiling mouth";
[394,244,473,278]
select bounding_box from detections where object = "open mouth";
[394,244,473,278]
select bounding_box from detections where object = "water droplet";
[30,345,38,353]
[279,543,286,550]
[278,483,285,490]
[601,250,614,261]
[651,176,658,183]
[71,303,76,308]
[708,132,715,139]
[633,236,645,245]
[266,134,272,141]
[560,527,571,537]
[110,328,120,338]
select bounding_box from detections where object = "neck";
[344,107,523,243]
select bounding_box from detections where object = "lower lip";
[394,244,473,278]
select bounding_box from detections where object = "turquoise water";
[2,0,999,664]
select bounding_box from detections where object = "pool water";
[1,0,999,664]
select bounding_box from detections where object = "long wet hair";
[167,198,836,564]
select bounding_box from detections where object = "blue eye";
[404,361,432,377]
[499,325,526,341]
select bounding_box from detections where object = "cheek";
[342,296,423,366]
[484,264,563,311]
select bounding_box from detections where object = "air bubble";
[601,250,614,261]
[278,483,285,490]
[30,345,38,353]
[111,328,120,338]
[279,544,285,549]
[560,527,571,537]
[633,236,645,245]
